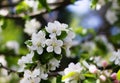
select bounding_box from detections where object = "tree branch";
[1,0,72,19]
[0,1,22,8]
[0,63,17,73]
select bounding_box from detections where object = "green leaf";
[90,0,98,9]
[56,75,63,83]
[38,0,50,12]
[83,73,96,78]
[25,63,37,70]
[0,19,7,30]
[16,1,30,14]
[57,31,67,40]
[39,51,54,64]
[74,27,87,36]
[25,40,32,46]
[62,72,76,81]
[54,54,62,60]
[70,0,75,3]
[83,79,96,83]
[117,69,120,80]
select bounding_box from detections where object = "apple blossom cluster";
[18,21,75,83]
[62,61,120,83]
[24,18,41,36]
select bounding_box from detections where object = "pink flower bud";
[102,60,108,68]
[114,80,119,83]
[100,75,106,81]
[111,73,117,80]
[89,65,98,74]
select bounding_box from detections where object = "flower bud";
[100,75,106,82]
[102,60,108,68]
[111,73,117,80]
[89,65,98,74]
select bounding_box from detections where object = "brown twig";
[1,0,71,19]
[0,63,17,73]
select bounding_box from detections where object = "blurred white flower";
[99,75,106,82]
[18,52,34,71]
[20,69,41,83]
[0,55,8,76]
[97,0,106,7]
[0,9,8,16]
[112,0,120,9]
[110,49,120,65]
[46,37,63,54]
[25,0,39,12]
[18,52,34,65]
[63,30,75,57]
[28,31,46,55]
[89,65,98,74]
[0,55,7,66]
[62,62,83,82]
[47,0,58,3]
[45,21,68,37]
[6,41,19,54]
[105,9,117,24]
[24,19,41,35]
[48,58,60,70]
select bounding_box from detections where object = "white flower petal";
[57,40,63,46]
[110,55,116,61]
[37,47,43,54]
[47,46,53,52]
[115,58,119,65]
[56,30,61,36]
[45,39,52,46]
[32,69,40,77]
[24,70,31,78]
[54,46,61,54]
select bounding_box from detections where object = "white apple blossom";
[63,30,75,57]
[0,9,9,16]
[18,52,34,65]
[64,62,83,75]
[6,41,19,54]
[89,65,98,74]
[18,52,34,71]
[28,31,46,55]
[48,58,60,70]
[20,69,41,83]
[45,21,68,37]
[62,62,83,83]
[110,49,120,65]
[24,18,41,35]
[45,37,63,54]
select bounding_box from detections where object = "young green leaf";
[117,69,120,80]
[38,0,50,12]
